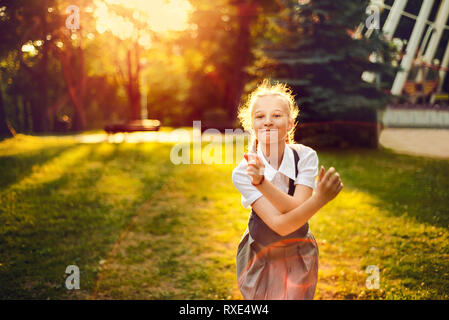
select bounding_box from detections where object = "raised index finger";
[255,155,264,167]
[322,167,336,182]
[247,153,257,166]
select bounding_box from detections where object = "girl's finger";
[322,167,335,183]
[247,162,260,172]
[247,164,258,171]
[318,166,325,182]
[247,166,264,177]
[331,179,341,192]
[333,182,344,196]
[335,183,343,196]
[255,155,263,167]
[247,153,257,165]
[247,167,261,176]
[330,172,340,185]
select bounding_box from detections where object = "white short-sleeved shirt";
[232,143,319,209]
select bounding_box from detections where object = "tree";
[0,0,56,133]
[256,0,397,147]
[0,0,92,133]
[179,0,281,129]
[0,0,150,133]
[0,80,10,137]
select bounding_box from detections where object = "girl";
[232,79,343,300]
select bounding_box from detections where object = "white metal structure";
[364,0,449,97]
[390,0,434,95]
[382,0,408,39]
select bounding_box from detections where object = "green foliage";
[0,0,402,141]
[257,0,398,124]
[180,0,283,127]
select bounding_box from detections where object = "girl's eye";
[274,114,281,118]
[256,116,263,119]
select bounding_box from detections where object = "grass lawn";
[0,133,448,299]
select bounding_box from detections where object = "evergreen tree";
[258,0,397,147]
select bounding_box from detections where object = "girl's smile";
[252,95,293,145]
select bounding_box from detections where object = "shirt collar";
[256,143,296,181]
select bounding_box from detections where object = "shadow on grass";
[0,145,76,189]
[0,142,177,299]
[315,146,448,299]
[317,146,449,229]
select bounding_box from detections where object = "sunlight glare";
[93,0,192,43]
[21,42,38,56]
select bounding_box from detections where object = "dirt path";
[379,128,449,159]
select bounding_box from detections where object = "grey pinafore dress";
[236,146,319,300]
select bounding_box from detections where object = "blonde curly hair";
[237,79,300,152]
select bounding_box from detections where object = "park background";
[0,0,448,299]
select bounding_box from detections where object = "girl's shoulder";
[288,143,317,158]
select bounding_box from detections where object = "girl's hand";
[244,153,265,185]
[314,165,343,205]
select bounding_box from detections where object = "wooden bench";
[104,119,161,134]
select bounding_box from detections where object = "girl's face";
[251,95,293,145]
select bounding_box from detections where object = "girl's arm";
[250,166,343,236]
[251,192,323,236]
[254,179,313,214]
[246,153,313,214]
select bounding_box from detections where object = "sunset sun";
[93,0,193,44]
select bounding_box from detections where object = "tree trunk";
[71,46,87,131]
[127,46,141,121]
[38,58,49,132]
[226,2,258,124]
[38,4,49,133]
[24,100,30,133]
[58,44,87,132]
[30,98,44,132]
[14,95,21,133]
[0,85,12,137]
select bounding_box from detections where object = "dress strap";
[287,146,300,196]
